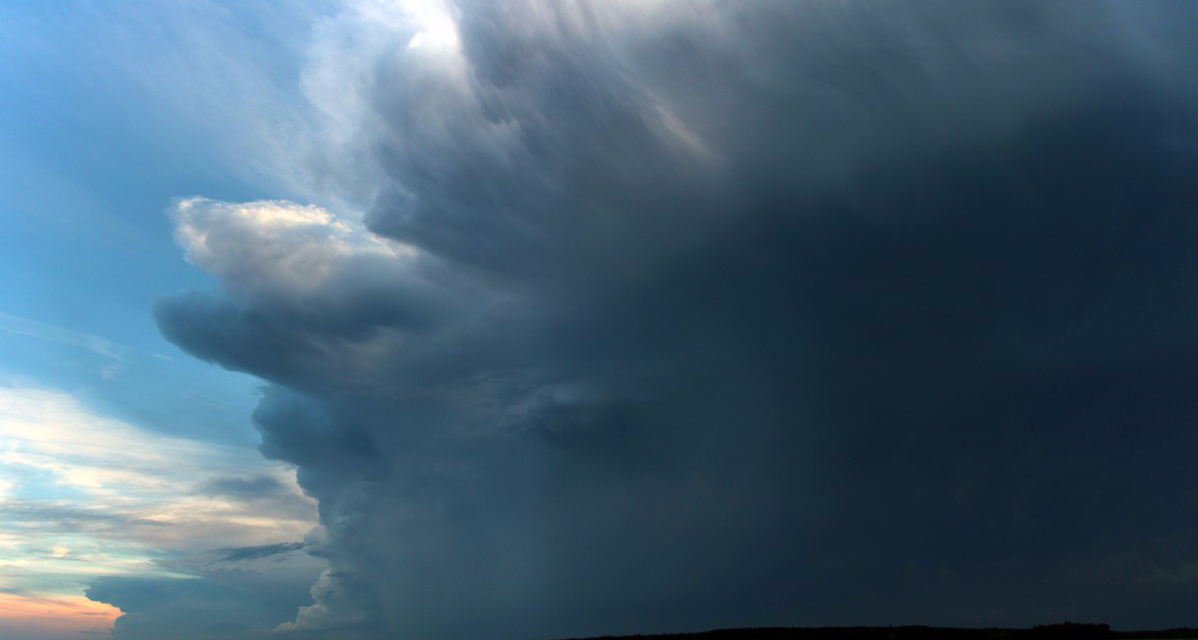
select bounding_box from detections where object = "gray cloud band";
[154,2,1198,639]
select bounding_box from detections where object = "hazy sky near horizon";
[3,1,1198,639]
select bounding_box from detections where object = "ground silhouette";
[547,623,1198,640]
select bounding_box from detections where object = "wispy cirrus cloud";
[0,312,131,380]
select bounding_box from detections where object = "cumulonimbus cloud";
[153,1,1198,639]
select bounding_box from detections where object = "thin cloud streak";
[0,311,131,378]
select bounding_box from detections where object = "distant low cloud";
[86,560,320,640]
[154,1,1198,639]
[0,591,120,640]
[0,384,320,636]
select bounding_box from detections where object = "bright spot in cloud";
[394,0,461,50]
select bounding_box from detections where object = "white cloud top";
[173,197,418,299]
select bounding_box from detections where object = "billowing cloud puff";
[153,2,1198,640]
[158,197,482,393]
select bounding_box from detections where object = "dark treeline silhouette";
[548,623,1198,640]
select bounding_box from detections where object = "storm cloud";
[153,1,1198,639]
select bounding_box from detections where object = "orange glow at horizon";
[0,592,122,635]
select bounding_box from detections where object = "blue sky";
[0,0,344,440]
[1,2,329,637]
[3,2,1198,640]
